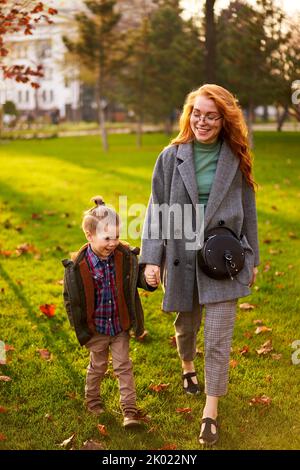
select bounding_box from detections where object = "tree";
[0,1,57,87]
[63,0,124,151]
[204,0,216,83]
[124,0,203,134]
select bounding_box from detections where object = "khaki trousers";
[85,331,136,412]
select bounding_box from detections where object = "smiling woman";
[140,83,260,446]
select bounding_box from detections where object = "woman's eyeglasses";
[191,112,223,124]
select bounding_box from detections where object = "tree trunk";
[276,105,288,132]
[205,0,216,83]
[96,73,108,152]
[263,105,269,122]
[136,115,143,148]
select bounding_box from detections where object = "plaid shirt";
[85,244,122,336]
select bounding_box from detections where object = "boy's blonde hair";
[82,196,120,235]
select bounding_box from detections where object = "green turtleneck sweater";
[193,139,221,209]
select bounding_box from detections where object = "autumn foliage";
[0,0,57,87]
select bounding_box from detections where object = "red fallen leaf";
[0,406,8,413]
[255,326,272,335]
[37,349,51,360]
[176,408,192,414]
[0,250,14,257]
[243,331,253,339]
[271,353,282,360]
[0,376,12,382]
[44,413,53,421]
[256,340,273,355]
[275,284,284,289]
[5,344,15,352]
[59,433,76,448]
[149,383,170,392]
[0,433,6,441]
[136,330,148,342]
[253,319,264,325]
[263,239,272,244]
[239,303,256,310]
[239,345,250,355]
[97,424,109,436]
[31,213,43,220]
[169,336,177,348]
[159,443,177,450]
[39,304,56,317]
[230,359,238,368]
[263,262,271,272]
[249,395,271,406]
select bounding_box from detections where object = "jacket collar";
[176,140,240,227]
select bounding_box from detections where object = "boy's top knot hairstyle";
[82,195,120,235]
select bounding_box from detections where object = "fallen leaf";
[0,406,8,413]
[271,353,282,360]
[196,348,203,357]
[239,345,250,355]
[275,271,284,276]
[0,433,6,441]
[263,262,271,272]
[159,444,177,450]
[271,205,278,211]
[275,284,284,289]
[43,210,57,216]
[249,395,271,406]
[59,433,76,449]
[0,250,14,257]
[243,331,253,339]
[288,264,294,269]
[16,243,40,256]
[256,340,273,355]
[149,383,170,392]
[32,213,43,220]
[44,413,53,421]
[0,376,12,382]
[39,304,56,317]
[176,408,192,414]
[239,303,256,310]
[169,336,177,348]
[97,424,109,436]
[5,344,15,352]
[80,440,104,450]
[255,326,272,335]
[65,392,76,400]
[253,319,264,325]
[269,248,282,255]
[56,279,64,285]
[230,359,238,368]
[263,239,272,244]
[265,375,272,383]
[288,232,297,239]
[37,349,51,361]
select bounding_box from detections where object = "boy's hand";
[145,264,160,287]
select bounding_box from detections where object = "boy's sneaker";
[123,409,145,429]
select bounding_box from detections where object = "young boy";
[62,196,156,428]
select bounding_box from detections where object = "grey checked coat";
[139,140,260,312]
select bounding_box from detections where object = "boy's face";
[86,224,120,259]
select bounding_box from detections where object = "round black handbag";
[198,226,245,280]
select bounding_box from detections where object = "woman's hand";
[144,264,160,287]
[249,267,258,287]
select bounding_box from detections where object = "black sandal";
[182,371,201,395]
[199,417,219,445]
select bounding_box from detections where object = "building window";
[42,90,47,102]
[49,90,54,103]
[18,90,22,103]
[26,90,30,103]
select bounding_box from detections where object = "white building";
[1,1,82,119]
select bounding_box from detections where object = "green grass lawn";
[0,132,299,450]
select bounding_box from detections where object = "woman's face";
[190,95,223,144]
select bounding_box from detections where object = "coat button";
[218,220,225,226]
[174,259,180,266]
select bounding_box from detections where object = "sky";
[181,0,300,16]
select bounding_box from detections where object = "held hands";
[144,264,160,288]
[249,267,258,287]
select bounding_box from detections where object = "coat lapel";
[176,142,199,208]
[204,140,239,227]
[176,140,240,228]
